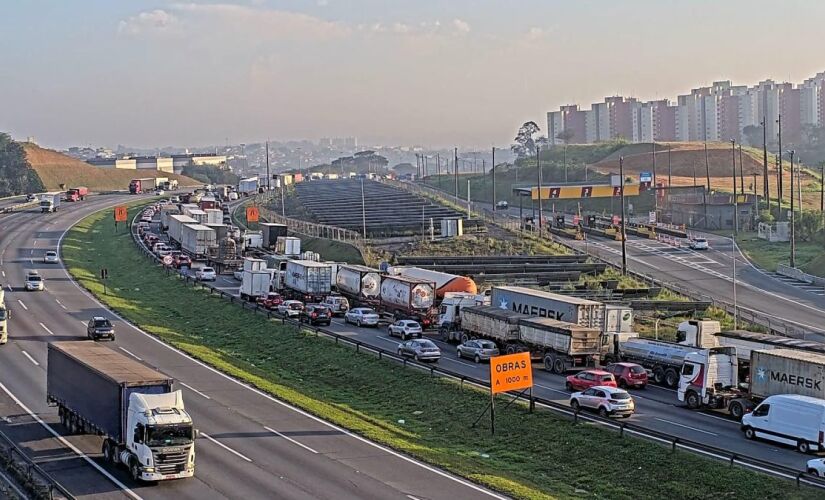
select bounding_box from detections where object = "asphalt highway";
[0,196,504,500]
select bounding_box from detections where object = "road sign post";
[100,268,109,294]
[246,206,260,225]
[473,352,533,435]
[114,206,127,233]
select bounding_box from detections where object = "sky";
[2,0,825,150]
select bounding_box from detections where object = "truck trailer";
[378,275,437,328]
[40,193,61,213]
[518,317,602,373]
[283,260,332,302]
[238,177,259,196]
[260,223,288,250]
[240,269,274,301]
[47,342,195,482]
[180,224,216,260]
[66,186,89,201]
[490,286,605,329]
[129,178,157,194]
[387,266,477,299]
[335,265,382,300]
[167,215,198,246]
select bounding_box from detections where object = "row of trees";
[0,132,45,197]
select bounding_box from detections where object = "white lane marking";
[33,240,37,247]
[264,426,318,454]
[57,208,508,500]
[39,322,54,335]
[696,412,740,425]
[29,249,33,255]
[0,381,142,500]
[441,357,477,368]
[21,351,39,366]
[654,417,718,436]
[79,320,88,327]
[6,285,11,292]
[118,347,143,361]
[16,300,27,311]
[407,496,423,500]
[1,271,4,278]
[180,382,211,400]
[535,383,571,396]
[200,432,252,462]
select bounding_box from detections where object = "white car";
[689,237,709,250]
[25,272,44,291]
[195,267,217,281]
[278,300,304,318]
[807,458,825,477]
[43,250,60,264]
[570,386,635,418]
[154,244,171,256]
[495,200,509,209]
[388,319,422,339]
[345,308,380,327]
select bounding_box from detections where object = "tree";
[797,210,823,242]
[742,125,763,148]
[0,133,44,197]
[511,121,540,158]
[556,129,576,144]
[392,162,416,175]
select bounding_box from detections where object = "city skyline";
[3,1,825,149]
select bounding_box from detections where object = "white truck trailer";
[167,215,198,246]
[283,260,333,302]
[180,224,216,260]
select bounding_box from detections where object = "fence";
[0,427,73,499]
[129,212,825,491]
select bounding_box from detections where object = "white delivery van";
[741,394,825,453]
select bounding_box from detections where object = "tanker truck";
[387,266,477,299]
[377,275,437,328]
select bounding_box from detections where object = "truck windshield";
[146,424,193,446]
[0,310,6,321]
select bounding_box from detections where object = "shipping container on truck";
[490,286,605,329]
[39,193,61,213]
[387,266,477,299]
[186,209,208,225]
[276,236,301,256]
[159,205,181,230]
[167,215,198,246]
[47,342,195,482]
[203,208,223,225]
[260,223,288,250]
[129,178,156,194]
[443,305,526,346]
[240,269,274,301]
[284,260,332,302]
[66,186,89,202]
[180,224,216,260]
[518,317,602,373]
[378,275,437,328]
[335,265,382,300]
[198,197,217,210]
[238,177,259,196]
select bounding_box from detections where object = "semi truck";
[0,290,8,344]
[378,275,437,328]
[180,224,216,260]
[129,178,157,194]
[238,177,259,196]
[437,292,488,332]
[679,348,825,420]
[159,205,181,231]
[490,286,605,328]
[40,193,61,213]
[387,266,477,299]
[162,179,178,191]
[167,215,198,246]
[335,265,382,300]
[518,317,602,373]
[66,186,89,202]
[283,260,332,302]
[47,342,195,482]
[260,223,288,250]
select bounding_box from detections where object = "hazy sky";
[3,0,825,149]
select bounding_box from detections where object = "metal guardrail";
[0,427,74,499]
[128,210,825,491]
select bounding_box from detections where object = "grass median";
[62,205,818,500]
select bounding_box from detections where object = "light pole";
[730,139,738,234]
[619,156,628,275]
[732,233,738,330]
[537,145,543,235]
[360,178,367,239]
[788,149,796,268]
[491,147,496,211]
[777,114,783,208]
[667,144,672,188]
[761,117,770,212]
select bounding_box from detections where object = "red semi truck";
[129,178,156,194]
[66,186,88,201]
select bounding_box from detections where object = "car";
[25,272,44,291]
[155,189,165,196]
[397,339,441,363]
[689,237,709,250]
[151,241,166,254]
[495,200,509,209]
[345,308,380,327]
[604,362,648,389]
[157,246,173,258]
[25,194,36,202]
[565,370,617,392]
[570,386,635,418]
[43,250,60,264]
[741,394,825,453]
[87,316,115,341]
[258,292,283,310]
[807,458,825,477]
[277,300,304,318]
[456,339,500,363]
[195,267,217,281]
[300,304,332,326]
[321,295,349,316]
[388,319,422,340]
[174,255,192,269]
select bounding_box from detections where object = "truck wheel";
[652,367,665,385]
[798,441,812,454]
[664,368,679,388]
[544,355,554,372]
[505,345,517,355]
[743,426,756,440]
[102,440,114,464]
[130,459,141,481]
[685,391,701,410]
[460,333,469,344]
[729,401,745,421]
[553,358,566,374]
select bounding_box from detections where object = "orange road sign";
[490,352,533,394]
[114,206,128,222]
[246,206,260,222]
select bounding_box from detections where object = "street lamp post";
[360,178,367,239]
[777,114,783,208]
[491,147,496,212]
[788,149,796,268]
[537,145,543,235]
[619,156,628,275]
[731,139,738,234]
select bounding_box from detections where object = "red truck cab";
[66,186,88,201]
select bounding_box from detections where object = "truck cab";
[678,346,741,411]
[0,290,9,344]
[122,391,195,481]
[438,292,488,332]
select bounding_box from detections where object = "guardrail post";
[356,343,360,353]
[729,454,737,467]
[672,437,679,452]
[619,423,625,437]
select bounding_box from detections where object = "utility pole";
[652,141,657,188]
[360,178,367,239]
[738,144,745,195]
[491,147,496,211]
[704,141,712,192]
[265,140,271,190]
[667,144,672,188]
[454,147,459,200]
[731,140,738,234]
[537,145,543,235]
[777,114,783,209]
[619,156,628,275]
[761,117,770,211]
[732,234,738,330]
[788,149,796,268]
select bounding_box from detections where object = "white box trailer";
[204,208,223,225]
[168,215,198,245]
[160,205,181,230]
[276,237,301,256]
[240,270,274,301]
[180,204,200,217]
[490,286,605,330]
[518,317,601,373]
[186,209,207,225]
[284,260,332,299]
[180,224,216,259]
[238,177,259,195]
[243,257,266,272]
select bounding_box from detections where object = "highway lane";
[0,198,504,499]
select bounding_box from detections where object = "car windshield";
[418,340,437,348]
[202,268,214,273]
[630,365,645,374]
[94,319,111,327]
[146,424,194,446]
[289,303,303,310]
[695,238,706,243]
[479,341,496,349]
[611,392,631,400]
[360,309,376,315]
[28,276,42,282]
[0,310,6,321]
[46,252,57,257]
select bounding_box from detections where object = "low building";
[664,189,758,230]
[87,158,136,169]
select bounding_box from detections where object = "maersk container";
[749,349,825,401]
[285,260,332,295]
[336,265,382,298]
[380,275,435,312]
[204,209,223,225]
[261,223,288,249]
[168,215,198,244]
[180,224,216,258]
[490,286,605,329]
[459,306,525,342]
[518,317,601,356]
[388,266,477,298]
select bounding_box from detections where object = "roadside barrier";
[0,427,74,499]
[129,210,825,491]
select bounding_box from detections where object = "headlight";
[142,467,155,473]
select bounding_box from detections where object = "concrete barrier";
[777,264,816,284]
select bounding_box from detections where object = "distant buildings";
[547,71,825,146]
[319,137,358,149]
[87,153,225,174]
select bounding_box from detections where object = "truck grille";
[153,448,189,474]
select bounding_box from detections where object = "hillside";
[22,143,200,191]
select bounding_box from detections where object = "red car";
[565,370,617,392]
[258,292,283,310]
[174,255,192,269]
[604,362,648,389]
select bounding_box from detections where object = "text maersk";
[766,370,822,390]
[511,304,564,320]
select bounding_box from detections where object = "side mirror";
[194,429,200,439]
[6,311,10,319]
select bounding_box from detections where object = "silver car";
[397,339,441,363]
[43,250,60,263]
[345,307,380,327]
[456,339,500,363]
[570,386,635,418]
[388,319,422,340]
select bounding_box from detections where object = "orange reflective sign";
[490,352,532,394]
[114,206,128,222]
[246,206,259,222]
